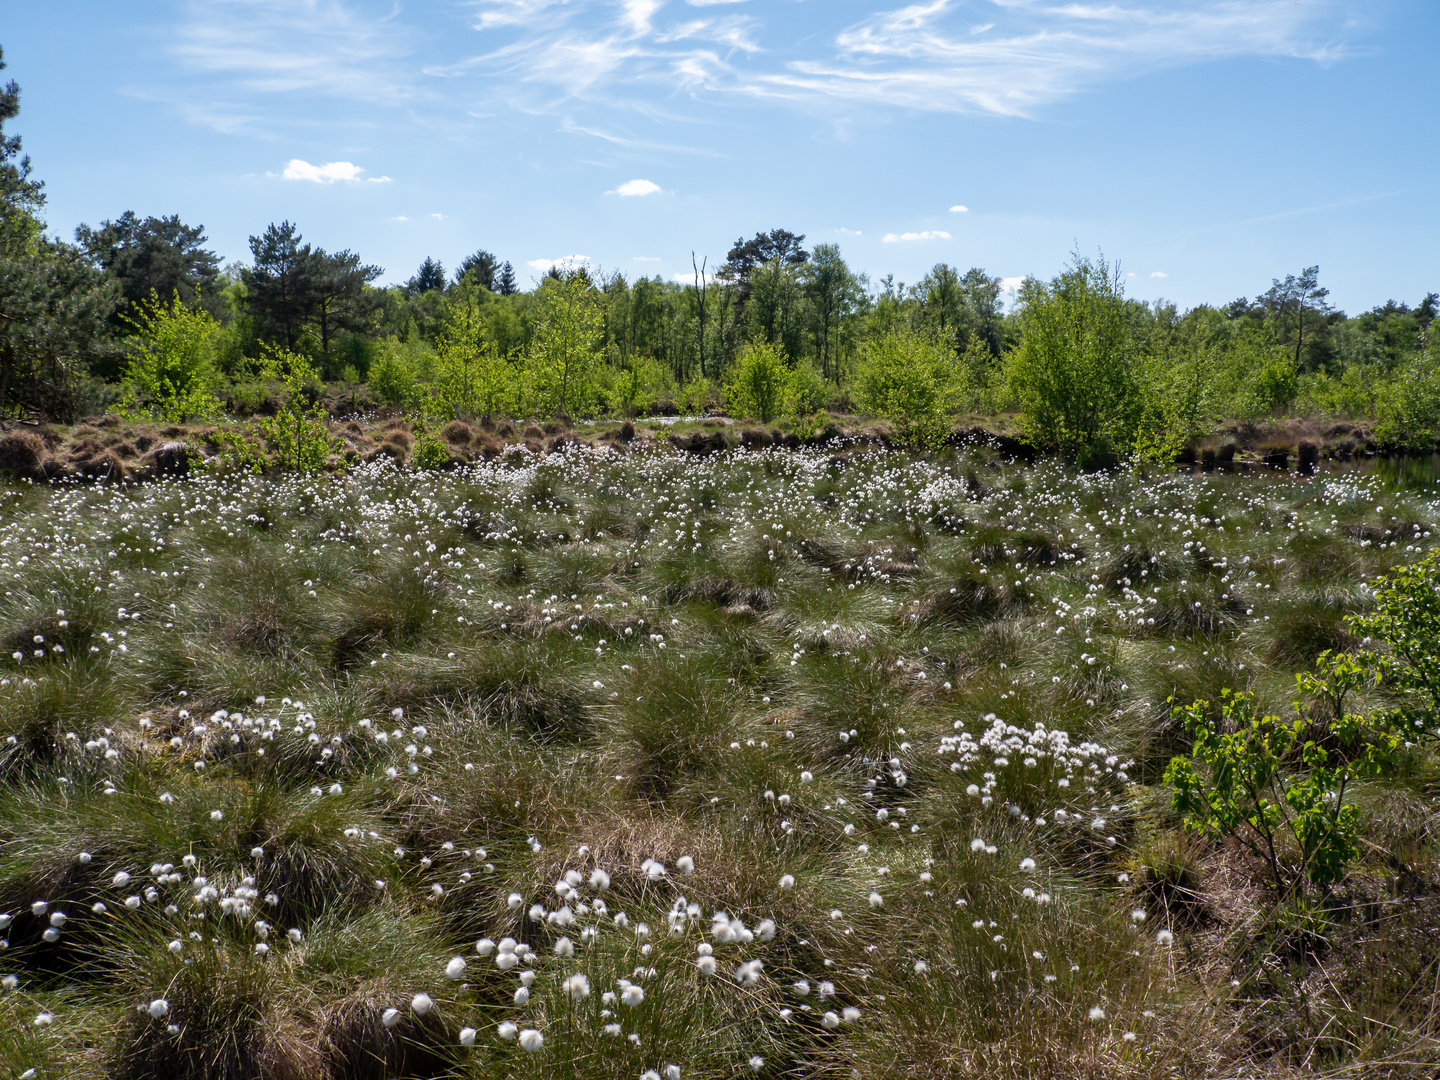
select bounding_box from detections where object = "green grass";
[0,446,1437,1078]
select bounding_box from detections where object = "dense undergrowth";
[0,442,1437,1079]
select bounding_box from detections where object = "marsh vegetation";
[0,441,1437,1078]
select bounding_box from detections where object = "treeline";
[1,48,1436,459]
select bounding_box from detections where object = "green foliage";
[367,345,419,409]
[411,430,451,471]
[1006,254,1143,463]
[724,339,790,422]
[1166,659,1403,894]
[1349,551,1440,734]
[429,304,513,420]
[120,290,222,422]
[0,51,115,421]
[852,326,955,446]
[253,346,339,473]
[527,275,603,417]
[1374,354,1440,451]
[1237,345,1299,421]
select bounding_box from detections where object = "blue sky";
[6,1,1437,311]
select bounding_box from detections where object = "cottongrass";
[0,446,1435,1078]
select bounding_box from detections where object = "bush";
[1349,551,1440,733]
[366,339,420,410]
[121,290,222,422]
[1165,657,1403,894]
[429,305,514,420]
[1375,355,1440,451]
[254,347,340,473]
[1006,254,1143,463]
[724,340,790,423]
[853,327,955,446]
[411,431,451,470]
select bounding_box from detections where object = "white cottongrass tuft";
[564,972,591,1000]
[518,1028,544,1052]
[459,1026,476,1046]
[445,956,467,980]
[1157,929,1174,946]
[621,983,645,1006]
[148,999,169,1018]
[1089,1005,1106,1021]
[382,1008,401,1029]
[411,993,433,1015]
[497,1021,518,1041]
[779,874,795,890]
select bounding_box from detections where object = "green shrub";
[411,431,451,471]
[1349,551,1440,734]
[121,290,222,422]
[1006,254,1143,463]
[1375,355,1440,451]
[1165,656,1403,894]
[367,339,421,410]
[724,340,789,423]
[853,326,955,446]
[429,305,514,420]
[255,347,340,473]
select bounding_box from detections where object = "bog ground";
[0,442,1436,1080]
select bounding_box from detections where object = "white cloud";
[1151,270,1168,278]
[431,212,447,220]
[174,0,421,106]
[759,1,1357,117]
[949,205,968,213]
[633,255,661,262]
[623,0,664,34]
[999,276,1025,293]
[458,0,1359,120]
[882,230,951,243]
[472,0,571,30]
[281,159,386,183]
[672,270,718,285]
[528,254,590,272]
[390,215,409,221]
[837,227,862,236]
[610,178,664,196]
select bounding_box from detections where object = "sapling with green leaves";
[1348,551,1440,739]
[253,346,340,473]
[1165,652,1404,895]
[120,290,222,422]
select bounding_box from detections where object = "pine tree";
[496,261,518,296]
[456,249,498,290]
[408,256,446,294]
[0,47,114,421]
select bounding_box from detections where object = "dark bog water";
[1318,454,1440,491]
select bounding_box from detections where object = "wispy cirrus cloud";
[174,0,422,103]
[161,0,1367,142]
[751,0,1358,116]
[460,0,1362,119]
